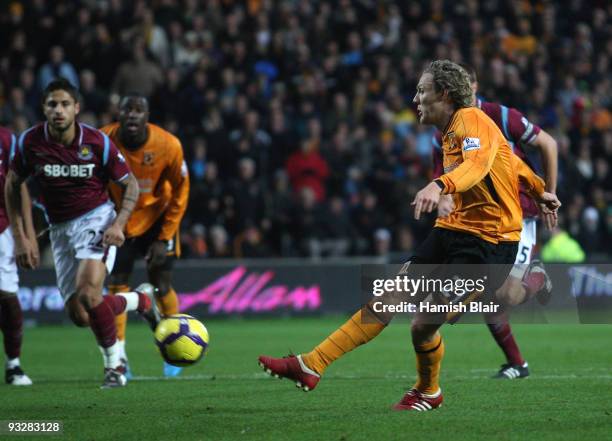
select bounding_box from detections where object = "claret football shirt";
[11,122,131,224]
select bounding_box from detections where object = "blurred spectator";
[37,46,79,90]
[183,223,207,258]
[189,137,208,182]
[18,68,39,112]
[227,158,266,232]
[268,110,294,173]
[79,70,107,116]
[234,224,271,258]
[267,170,294,255]
[290,187,327,258]
[138,8,170,67]
[112,39,163,98]
[228,111,271,177]
[150,67,182,122]
[541,226,586,263]
[373,228,392,258]
[286,138,330,203]
[178,68,208,128]
[208,225,231,258]
[501,17,537,59]
[353,191,387,255]
[0,87,37,126]
[313,196,354,258]
[578,207,604,255]
[189,162,225,229]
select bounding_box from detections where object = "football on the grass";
[154,314,209,367]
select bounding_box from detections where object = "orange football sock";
[109,284,130,341]
[413,333,445,395]
[157,288,179,316]
[302,309,386,375]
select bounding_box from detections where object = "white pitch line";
[128,372,612,382]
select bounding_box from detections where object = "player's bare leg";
[0,291,32,386]
[69,259,125,388]
[68,259,156,388]
[148,268,181,377]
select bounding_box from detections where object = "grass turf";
[2,317,612,441]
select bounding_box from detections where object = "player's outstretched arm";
[4,170,38,269]
[103,172,139,247]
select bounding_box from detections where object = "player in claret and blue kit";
[0,126,37,386]
[4,79,160,388]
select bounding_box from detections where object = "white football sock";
[117,339,127,360]
[99,341,121,369]
[6,357,20,369]
[116,292,139,311]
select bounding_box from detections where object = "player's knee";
[67,303,90,327]
[411,322,434,345]
[70,311,90,327]
[76,289,102,311]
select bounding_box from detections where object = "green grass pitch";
[3,317,612,441]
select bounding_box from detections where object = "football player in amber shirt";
[258,60,561,412]
[432,64,559,379]
[101,95,189,377]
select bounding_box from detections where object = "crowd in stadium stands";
[0,0,610,262]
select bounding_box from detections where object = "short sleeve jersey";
[102,122,189,241]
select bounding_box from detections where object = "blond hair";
[425,60,473,109]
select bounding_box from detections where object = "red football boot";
[522,260,553,305]
[258,354,320,392]
[392,388,443,411]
